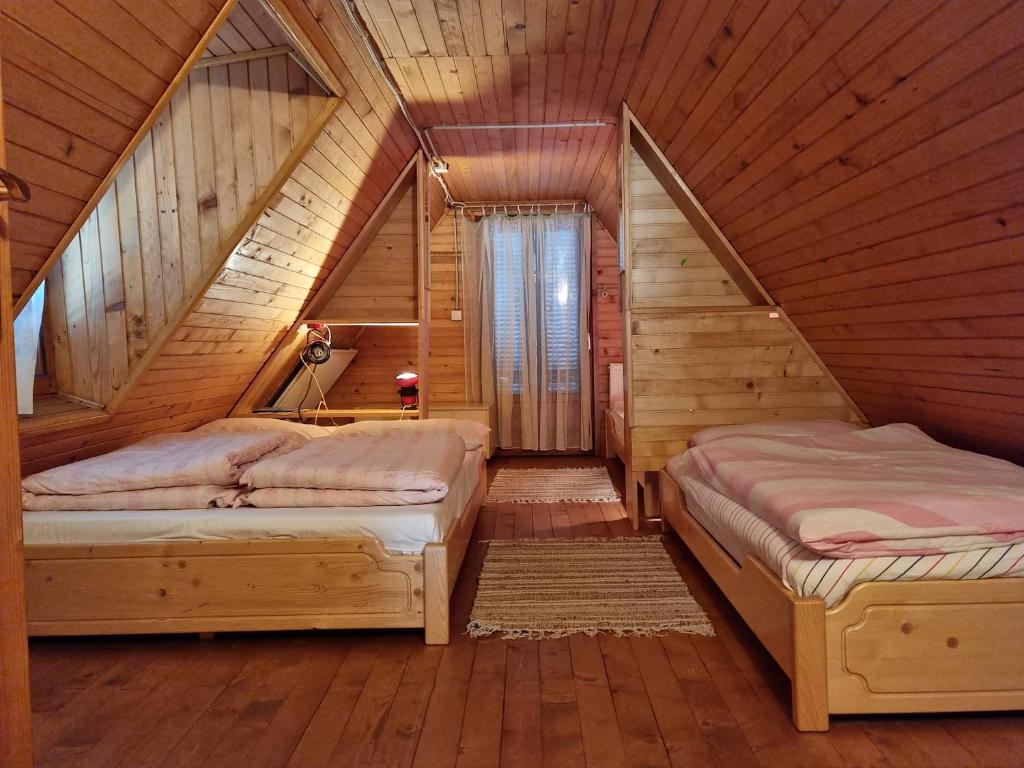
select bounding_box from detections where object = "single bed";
[22,447,486,645]
[659,434,1024,731]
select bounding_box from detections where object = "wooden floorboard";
[27,456,1024,768]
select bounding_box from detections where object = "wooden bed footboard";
[659,469,1024,731]
[23,459,487,645]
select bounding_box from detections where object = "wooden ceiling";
[355,0,658,210]
[2,0,231,306]
[200,0,291,57]
[356,0,1024,462]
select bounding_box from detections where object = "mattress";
[671,466,1024,607]
[22,450,483,555]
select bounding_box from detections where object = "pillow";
[193,417,333,441]
[334,418,490,451]
[689,419,862,447]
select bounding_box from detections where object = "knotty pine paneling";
[317,185,417,322]
[621,0,1024,462]
[628,148,746,311]
[44,56,326,407]
[326,325,419,408]
[626,140,858,473]
[201,0,290,58]
[427,211,468,406]
[325,202,457,408]
[2,0,230,303]
[592,217,622,456]
[19,2,420,474]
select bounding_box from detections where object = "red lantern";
[395,372,419,409]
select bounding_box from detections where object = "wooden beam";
[624,105,773,307]
[11,0,242,318]
[193,45,293,69]
[0,48,34,768]
[416,152,431,417]
[231,152,421,415]
[261,0,346,97]
[103,97,343,416]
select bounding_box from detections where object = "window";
[491,221,581,394]
[13,281,45,415]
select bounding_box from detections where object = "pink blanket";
[239,430,466,504]
[685,424,1024,557]
[22,432,296,496]
[22,486,242,511]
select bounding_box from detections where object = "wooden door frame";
[0,41,35,768]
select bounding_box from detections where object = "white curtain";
[13,280,45,415]
[463,212,592,451]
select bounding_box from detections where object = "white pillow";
[193,417,334,441]
[690,420,862,447]
[334,418,490,451]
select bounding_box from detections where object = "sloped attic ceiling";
[17,0,421,472]
[3,0,234,307]
[354,0,1024,463]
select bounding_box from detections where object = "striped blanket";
[680,423,1024,557]
[673,467,1024,606]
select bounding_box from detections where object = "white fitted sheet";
[23,450,483,555]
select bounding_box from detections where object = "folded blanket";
[685,423,1024,557]
[240,430,466,503]
[238,487,448,508]
[23,485,242,511]
[22,432,297,496]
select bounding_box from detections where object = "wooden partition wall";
[233,152,431,419]
[619,108,861,520]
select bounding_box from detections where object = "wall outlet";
[451,309,463,321]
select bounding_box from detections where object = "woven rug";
[467,537,715,639]
[485,467,621,503]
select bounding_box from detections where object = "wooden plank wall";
[428,211,467,407]
[326,326,419,408]
[626,145,857,473]
[325,200,454,408]
[605,0,1024,463]
[592,218,622,455]
[318,185,417,322]
[629,151,747,310]
[44,56,325,406]
[2,0,230,304]
[18,1,420,474]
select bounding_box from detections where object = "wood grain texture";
[617,0,1024,463]
[591,218,622,456]
[23,456,1024,767]
[3,0,233,305]
[355,0,1024,463]
[18,0,420,473]
[0,45,33,767]
[625,133,858,474]
[41,52,327,407]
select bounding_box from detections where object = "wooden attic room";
[0,0,1022,765]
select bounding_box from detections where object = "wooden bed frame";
[22,459,486,646]
[659,470,1024,731]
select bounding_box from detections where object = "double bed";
[21,420,488,645]
[659,422,1024,730]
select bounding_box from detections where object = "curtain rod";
[429,121,608,131]
[456,201,592,216]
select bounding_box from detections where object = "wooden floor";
[27,457,1024,767]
